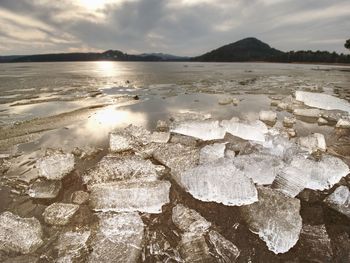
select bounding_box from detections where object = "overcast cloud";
[0,0,349,56]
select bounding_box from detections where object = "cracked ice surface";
[171,120,226,141]
[233,153,284,185]
[37,153,75,180]
[90,180,171,213]
[88,213,144,263]
[240,187,302,254]
[295,91,350,113]
[221,119,268,142]
[179,159,258,206]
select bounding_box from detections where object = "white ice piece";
[171,120,226,141]
[240,187,302,254]
[179,159,258,206]
[221,119,268,142]
[90,180,171,213]
[233,153,284,185]
[324,185,350,218]
[259,110,277,123]
[88,213,144,263]
[0,212,43,254]
[199,143,226,164]
[295,91,350,113]
[298,133,326,152]
[37,153,75,180]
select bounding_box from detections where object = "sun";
[77,0,114,11]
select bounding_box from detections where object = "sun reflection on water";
[80,106,147,140]
[94,61,120,77]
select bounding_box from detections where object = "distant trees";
[345,39,350,50]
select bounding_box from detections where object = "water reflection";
[94,61,121,77]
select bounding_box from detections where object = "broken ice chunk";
[37,152,74,180]
[56,231,90,261]
[71,191,89,205]
[298,133,326,152]
[259,110,277,124]
[290,155,349,191]
[89,180,171,213]
[153,143,199,180]
[124,124,151,145]
[0,211,43,254]
[28,180,62,199]
[324,186,350,218]
[171,120,226,141]
[208,230,240,263]
[84,154,160,188]
[336,118,350,129]
[240,187,302,254]
[109,133,133,152]
[293,108,321,118]
[295,91,350,113]
[43,203,79,226]
[178,233,214,263]
[221,119,268,142]
[88,212,144,263]
[272,166,307,197]
[179,159,258,206]
[149,132,170,143]
[156,120,169,132]
[172,204,211,234]
[233,153,284,185]
[297,224,333,262]
[199,143,226,164]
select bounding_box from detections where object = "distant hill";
[193,37,350,63]
[139,53,189,61]
[193,37,285,62]
[1,38,349,63]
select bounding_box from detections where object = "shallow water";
[1,61,350,262]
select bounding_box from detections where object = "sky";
[0,0,349,56]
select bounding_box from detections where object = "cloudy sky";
[0,0,349,56]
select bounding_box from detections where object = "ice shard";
[272,166,308,197]
[0,212,43,254]
[88,213,144,263]
[233,153,284,185]
[292,155,349,191]
[28,180,62,199]
[240,187,302,254]
[37,152,75,180]
[56,231,90,262]
[208,230,240,263]
[178,233,214,263]
[324,185,350,218]
[221,119,268,142]
[259,110,277,124]
[171,120,226,141]
[84,154,160,188]
[153,143,199,179]
[199,143,226,164]
[172,204,211,234]
[89,180,171,213]
[295,91,350,113]
[43,203,79,226]
[179,159,258,206]
[298,133,326,152]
